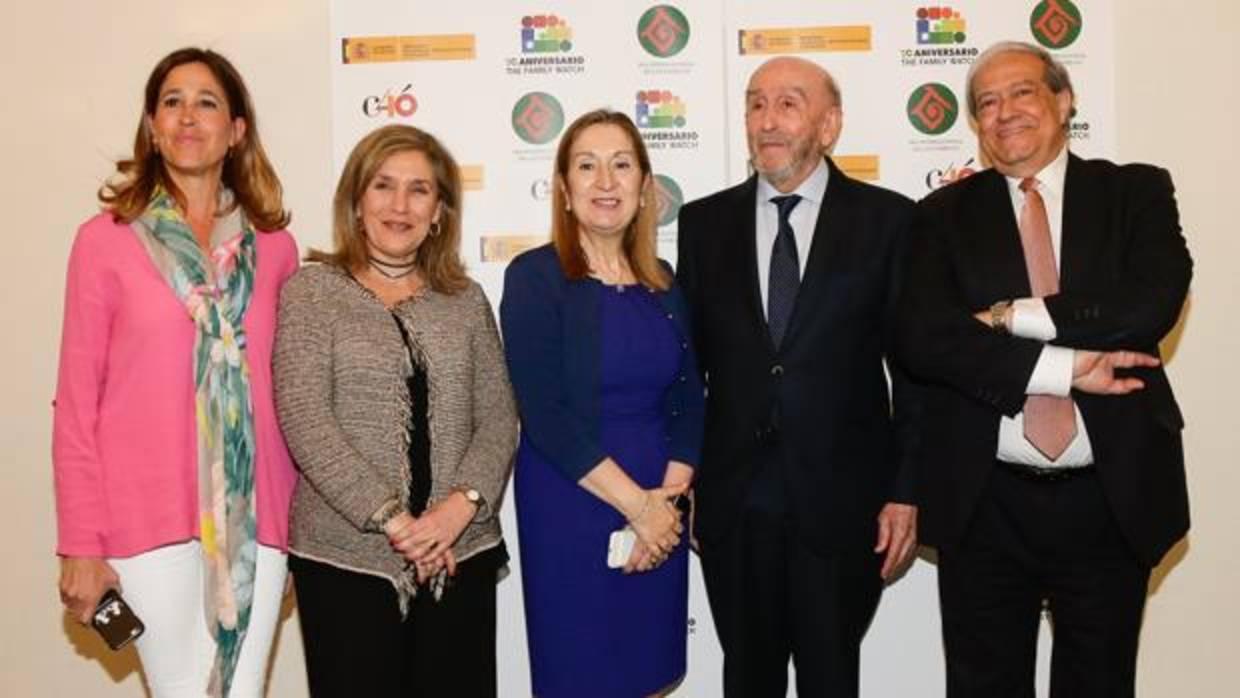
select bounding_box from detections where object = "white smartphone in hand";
[607,527,637,568]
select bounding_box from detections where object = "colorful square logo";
[916,7,967,45]
[636,90,686,129]
[521,15,573,53]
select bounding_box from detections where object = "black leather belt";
[994,460,1096,482]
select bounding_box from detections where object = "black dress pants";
[938,465,1149,698]
[290,552,499,697]
[700,508,884,697]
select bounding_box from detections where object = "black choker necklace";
[368,257,418,280]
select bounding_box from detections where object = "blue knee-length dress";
[516,282,689,698]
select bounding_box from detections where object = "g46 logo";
[925,157,977,190]
[363,84,418,118]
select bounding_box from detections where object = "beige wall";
[1114,4,1240,695]
[3,1,1235,695]
[2,2,329,694]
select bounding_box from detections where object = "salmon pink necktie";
[1018,177,1076,460]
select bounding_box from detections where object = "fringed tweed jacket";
[273,263,518,611]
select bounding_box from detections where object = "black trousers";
[290,553,499,697]
[700,508,884,697]
[938,465,1149,698]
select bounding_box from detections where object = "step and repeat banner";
[329,2,1113,695]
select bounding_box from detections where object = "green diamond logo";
[637,5,690,58]
[512,92,565,145]
[653,175,684,227]
[907,83,959,136]
[1030,0,1083,49]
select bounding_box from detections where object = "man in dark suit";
[676,56,919,697]
[899,41,1192,697]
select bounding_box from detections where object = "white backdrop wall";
[326,3,1114,695]
[4,1,1237,696]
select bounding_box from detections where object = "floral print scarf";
[136,187,257,697]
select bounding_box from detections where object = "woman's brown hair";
[308,124,469,294]
[552,110,669,291]
[98,47,289,231]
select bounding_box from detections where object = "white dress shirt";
[754,158,830,315]
[998,145,1095,467]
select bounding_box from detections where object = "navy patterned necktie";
[767,194,803,348]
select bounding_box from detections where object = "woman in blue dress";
[501,109,705,697]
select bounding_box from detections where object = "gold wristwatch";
[453,485,482,509]
[990,300,1012,334]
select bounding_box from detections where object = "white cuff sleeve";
[1026,345,1074,397]
[1010,297,1057,341]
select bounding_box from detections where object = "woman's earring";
[429,221,440,237]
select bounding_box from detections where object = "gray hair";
[965,41,1076,121]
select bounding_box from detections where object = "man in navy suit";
[677,56,919,697]
[899,41,1192,697]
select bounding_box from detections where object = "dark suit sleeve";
[675,203,708,376]
[1044,166,1192,349]
[663,277,705,468]
[883,200,921,504]
[898,201,1045,418]
[500,258,608,481]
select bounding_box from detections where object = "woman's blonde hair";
[98,47,289,231]
[308,124,468,294]
[552,110,669,291]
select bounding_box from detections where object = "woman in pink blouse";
[52,48,298,697]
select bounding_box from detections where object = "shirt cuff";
[1010,297,1057,341]
[1026,345,1074,397]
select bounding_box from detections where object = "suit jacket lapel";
[779,158,847,348]
[1059,153,1100,293]
[732,176,773,348]
[968,169,1032,301]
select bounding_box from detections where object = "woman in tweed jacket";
[273,124,517,696]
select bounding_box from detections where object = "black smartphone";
[91,589,145,651]
[673,493,691,515]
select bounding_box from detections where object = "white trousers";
[109,541,288,698]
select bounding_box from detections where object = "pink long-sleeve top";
[53,212,299,558]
